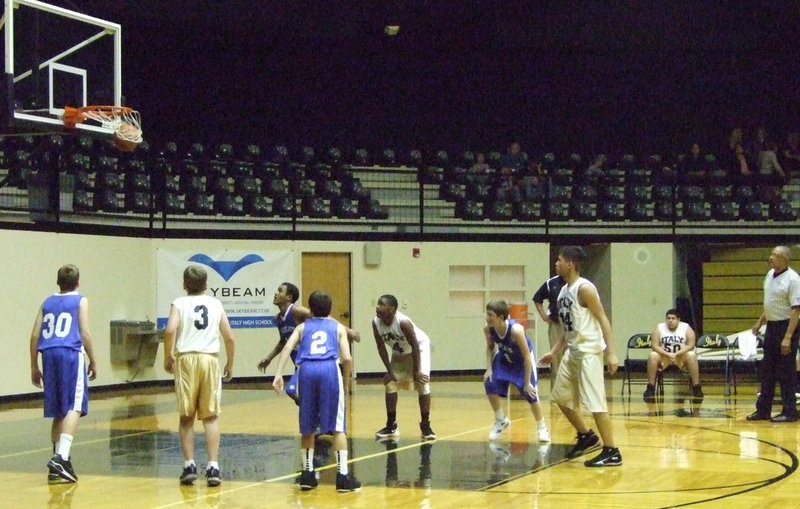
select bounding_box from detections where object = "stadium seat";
[333,198,360,219]
[271,195,295,217]
[625,201,650,221]
[571,201,596,220]
[188,193,215,215]
[682,200,708,221]
[96,188,123,212]
[549,167,572,185]
[126,191,151,213]
[381,148,398,166]
[549,184,571,203]
[359,198,389,219]
[406,149,423,167]
[770,200,797,221]
[353,148,370,166]
[73,190,94,212]
[573,184,598,202]
[652,185,673,201]
[625,185,649,202]
[454,199,483,220]
[601,185,623,203]
[546,201,570,220]
[598,202,624,221]
[711,201,737,220]
[654,201,674,221]
[484,200,514,221]
[246,195,270,216]
[440,182,466,202]
[515,201,541,221]
[302,196,332,218]
[741,202,768,220]
[466,181,492,202]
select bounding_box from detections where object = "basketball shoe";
[47,454,77,483]
[584,446,622,467]
[336,472,362,492]
[488,416,510,440]
[565,429,600,458]
[179,464,197,485]
[375,422,399,439]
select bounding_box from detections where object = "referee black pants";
[756,319,800,417]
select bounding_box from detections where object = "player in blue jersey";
[29,265,97,483]
[273,290,361,492]
[483,300,550,443]
[259,282,360,404]
[258,283,310,403]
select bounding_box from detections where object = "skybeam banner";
[156,249,293,329]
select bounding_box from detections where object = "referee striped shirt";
[763,267,800,321]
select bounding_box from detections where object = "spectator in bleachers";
[757,140,787,204]
[782,132,800,180]
[494,142,526,202]
[468,152,492,184]
[581,154,608,187]
[727,142,756,186]
[749,126,769,158]
[678,142,709,185]
[517,159,546,201]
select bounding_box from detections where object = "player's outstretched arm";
[219,311,235,381]
[29,305,44,387]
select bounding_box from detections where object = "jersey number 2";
[310,331,328,354]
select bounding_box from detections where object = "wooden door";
[301,252,352,327]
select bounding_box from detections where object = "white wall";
[0,230,673,398]
[610,243,675,345]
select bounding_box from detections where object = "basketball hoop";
[63,105,143,152]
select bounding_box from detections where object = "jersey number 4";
[559,310,574,332]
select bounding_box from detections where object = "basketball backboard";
[1,0,122,137]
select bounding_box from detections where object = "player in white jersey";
[372,294,436,440]
[643,309,703,402]
[164,265,235,487]
[540,246,621,467]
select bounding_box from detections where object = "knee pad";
[415,381,431,396]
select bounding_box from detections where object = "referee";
[747,246,800,422]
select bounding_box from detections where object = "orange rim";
[63,105,135,128]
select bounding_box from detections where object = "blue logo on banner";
[188,253,265,281]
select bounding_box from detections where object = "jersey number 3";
[193,305,209,330]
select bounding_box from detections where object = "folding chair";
[729,332,763,395]
[696,333,734,396]
[621,333,657,396]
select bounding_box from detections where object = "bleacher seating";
[3,138,800,229]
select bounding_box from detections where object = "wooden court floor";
[1,374,798,509]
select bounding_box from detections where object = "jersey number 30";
[41,312,73,339]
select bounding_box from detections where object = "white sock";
[302,448,314,471]
[184,459,195,468]
[207,461,219,470]
[337,450,349,475]
[537,419,547,429]
[494,410,506,422]
[56,433,73,459]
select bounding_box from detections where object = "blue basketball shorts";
[297,360,346,435]
[42,347,88,418]
[484,355,539,403]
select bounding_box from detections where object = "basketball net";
[63,105,143,151]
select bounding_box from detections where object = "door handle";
[340,311,350,319]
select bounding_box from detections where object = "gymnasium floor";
[1,374,797,508]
